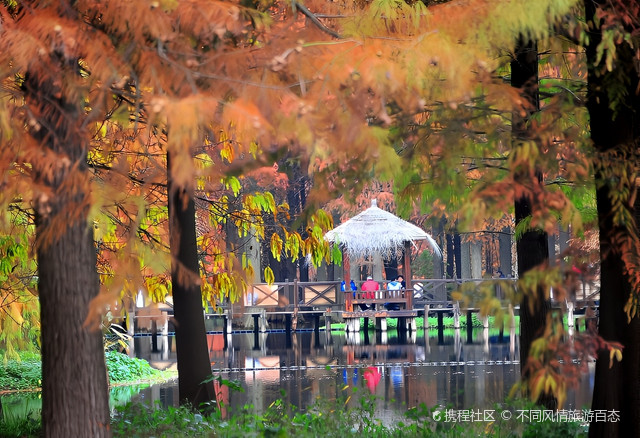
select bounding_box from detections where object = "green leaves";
[270,233,283,261]
[105,351,161,383]
[222,176,242,197]
[0,226,39,358]
[264,266,275,285]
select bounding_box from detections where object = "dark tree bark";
[499,228,512,277]
[446,233,455,278]
[511,38,554,409]
[24,72,110,436]
[584,1,640,435]
[515,194,551,376]
[384,255,399,280]
[37,213,111,437]
[167,153,215,409]
[453,232,462,278]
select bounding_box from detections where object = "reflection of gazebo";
[324,199,441,289]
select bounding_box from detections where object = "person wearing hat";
[360,275,379,310]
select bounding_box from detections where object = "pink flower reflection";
[363,366,381,393]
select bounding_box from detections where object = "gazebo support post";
[343,251,352,312]
[403,241,413,309]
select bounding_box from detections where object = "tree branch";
[293,1,342,39]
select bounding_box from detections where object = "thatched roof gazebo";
[324,199,441,288]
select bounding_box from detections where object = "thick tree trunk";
[38,217,111,437]
[511,38,554,409]
[585,1,640,435]
[24,71,111,436]
[515,197,551,375]
[589,181,640,437]
[167,154,215,409]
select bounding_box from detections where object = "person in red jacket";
[360,276,379,310]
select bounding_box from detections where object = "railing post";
[324,308,332,332]
[567,301,575,328]
[259,308,267,333]
[128,302,135,337]
[424,304,430,329]
[508,304,516,331]
[226,306,233,335]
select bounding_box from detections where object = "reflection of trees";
[109,384,151,408]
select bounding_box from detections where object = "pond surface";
[0,327,594,422]
[128,327,594,420]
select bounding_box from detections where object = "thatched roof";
[324,200,442,260]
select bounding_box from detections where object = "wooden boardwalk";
[129,278,600,335]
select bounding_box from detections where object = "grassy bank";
[0,351,174,393]
[1,351,176,437]
[1,394,587,437]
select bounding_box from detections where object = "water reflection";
[128,327,593,419]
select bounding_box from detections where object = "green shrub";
[105,351,160,383]
[0,351,162,390]
[0,359,41,391]
[112,402,216,437]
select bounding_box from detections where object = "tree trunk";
[453,232,462,278]
[515,195,551,374]
[589,178,640,437]
[167,153,215,409]
[499,227,512,277]
[470,240,483,278]
[433,219,445,280]
[23,71,111,436]
[460,239,471,278]
[585,1,640,435]
[38,218,111,437]
[446,233,455,278]
[511,38,554,409]
[384,255,399,281]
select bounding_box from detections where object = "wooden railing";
[242,277,597,312]
[344,288,412,312]
[245,280,343,310]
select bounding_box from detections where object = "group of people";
[341,275,406,311]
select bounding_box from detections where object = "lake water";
[126,326,594,420]
[0,326,594,422]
